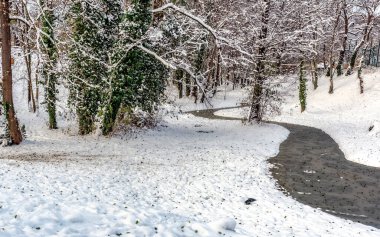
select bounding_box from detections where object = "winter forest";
[0,0,380,236]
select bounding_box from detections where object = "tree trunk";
[248,0,270,123]
[329,69,334,94]
[346,13,374,76]
[175,70,183,99]
[152,0,164,25]
[322,44,327,69]
[311,60,318,90]
[327,3,341,94]
[299,61,306,112]
[192,86,198,103]
[1,0,23,144]
[213,49,221,95]
[41,0,57,129]
[18,1,36,113]
[25,52,36,112]
[185,73,191,97]
[35,59,40,106]
[358,56,364,94]
[336,3,348,77]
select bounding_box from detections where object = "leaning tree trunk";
[346,13,374,76]
[1,0,23,144]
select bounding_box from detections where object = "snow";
[1,111,380,236]
[215,107,247,119]
[277,68,380,167]
[369,121,380,138]
[1,54,379,236]
[215,68,380,167]
[167,84,248,112]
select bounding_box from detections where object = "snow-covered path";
[269,122,380,229]
[193,107,380,230]
[0,114,379,236]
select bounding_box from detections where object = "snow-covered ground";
[216,68,380,167]
[167,84,248,112]
[1,55,380,235]
[2,112,380,236]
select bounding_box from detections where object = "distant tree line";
[1,0,379,145]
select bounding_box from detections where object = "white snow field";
[215,68,380,168]
[1,113,380,237]
[0,57,379,236]
[167,85,247,112]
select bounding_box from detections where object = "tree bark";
[175,70,183,99]
[213,49,221,95]
[299,61,306,112]
[328,2,342,94]
[41,0,57,129]
[346,11,374,76]
[311,60,318,90]
[358,56,364,94]
[336,3,348,77]
[248,0,270,123]
[25,52,36,112]
[1,0,23,144]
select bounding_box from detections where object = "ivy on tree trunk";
[299,61,306,113]
[1,0,23,144]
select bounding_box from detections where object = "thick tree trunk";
[1,0,23,144]
[248,0,270,123]
[41,0,57,129]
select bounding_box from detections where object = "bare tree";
[336,0,351,77]
[346,0,380,75]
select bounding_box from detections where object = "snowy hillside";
[276,68,380,167]
[1,69,379,236]
[1,0,380,236]
[2,112,380,236]
[216,68,380,167]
